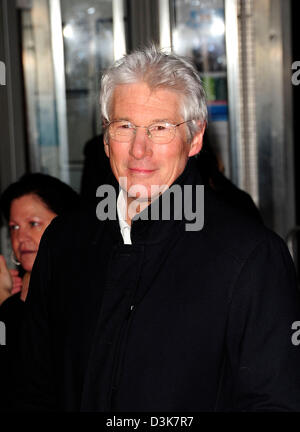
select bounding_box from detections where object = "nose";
[129,127,153,159]
[16,226,32,243]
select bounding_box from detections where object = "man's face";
[104,82,204,203]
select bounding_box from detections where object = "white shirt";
[117,190,132,245]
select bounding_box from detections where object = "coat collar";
[102,157,204,246]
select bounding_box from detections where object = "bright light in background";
[210,17,225,37]
[112,0,126,60]
[63,24,74,39]
[87,7,95,15]
[159,0,171,52]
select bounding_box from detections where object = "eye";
[117,121,134,130]
[9,224,19,231]
[120,123,130,129]
[30,221,40,227]
[153,125,166,131]
[150,123,170,132]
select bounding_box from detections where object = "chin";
[127,180,167,198]
[128,189,159,204]
[22,265,33,273]
[20,259,35,273]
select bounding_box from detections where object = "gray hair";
[100,46,207,141]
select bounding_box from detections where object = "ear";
[104,135,110,158]
[188,122,206,157]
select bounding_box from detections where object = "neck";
[126,196,152,225]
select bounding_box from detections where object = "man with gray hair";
[17,46,300,412]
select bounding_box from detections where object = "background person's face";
[104,82,204,203]
[9,194,57,272]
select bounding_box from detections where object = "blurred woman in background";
[0,173,81,411]
[0,173,81,305]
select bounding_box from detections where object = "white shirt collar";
[117,189,132,245]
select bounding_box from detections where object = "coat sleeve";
[225,231,300,411]
[15,221,58,411]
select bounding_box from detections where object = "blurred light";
[210,17,225,37]
[113,0,126,60]
[159,0,171,52]
[87,7,95,15]
[63,24,74,39]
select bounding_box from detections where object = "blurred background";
[0,0,300,273]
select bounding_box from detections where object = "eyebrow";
[111,118,177,124]
[9,216,42,223]
[112,117,130,121]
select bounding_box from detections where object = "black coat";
[0,293,24,411]
[16,159,300,411]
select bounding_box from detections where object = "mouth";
[20,250,37,256]
[128,167,156,175]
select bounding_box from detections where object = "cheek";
[104,141,110,158]
[35,217,56,243]
[10,234,19,255]
[159,149,189,184]
[159,144,188,169]
[109,148,127,173]
[161,137,188,157]
[110,144,126,160]
[32,228,47,247]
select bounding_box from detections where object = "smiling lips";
[20,250,37,255]
[129,167,156,175]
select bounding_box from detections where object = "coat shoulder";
[40,204,102,251]
[201,187,288,265]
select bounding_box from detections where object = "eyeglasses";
[106,120,193,144]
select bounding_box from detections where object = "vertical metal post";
[49,0,70,184]
[254,0,295,236]
[158,0,171,51]
[0,0,27,259]
[113,0,126,60]
[224,0,242,187]
[126,0,159,51]
[238,0,259,204]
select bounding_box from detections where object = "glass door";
[20,0,127,191]
[170,0,230,177]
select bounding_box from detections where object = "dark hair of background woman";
[0,172,81,222]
